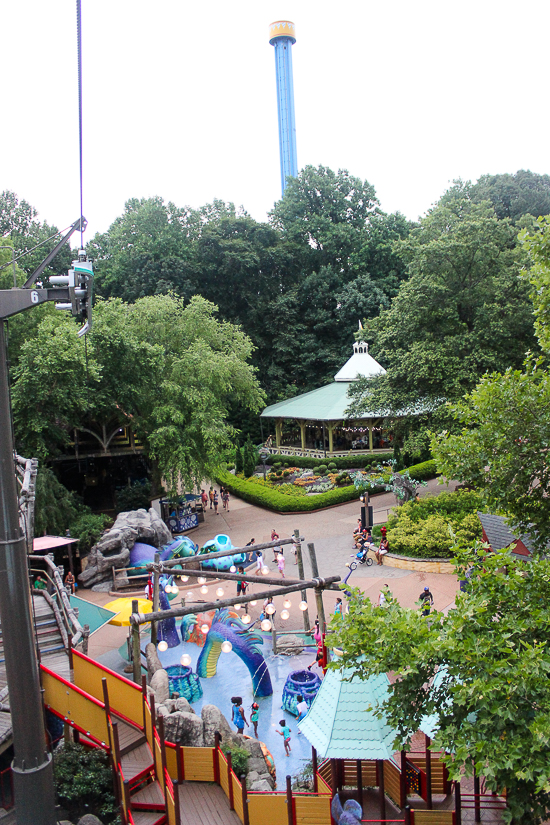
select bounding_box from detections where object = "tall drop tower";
[269,20,298,195]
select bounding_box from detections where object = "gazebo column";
[368,421,373,452]
[328,423,334,454]
[298,420,306,452]
[275,419,282,449]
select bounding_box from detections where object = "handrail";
[29,554,84,646]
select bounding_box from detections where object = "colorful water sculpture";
[157,589,180,648]
[281,669,322,716]
[199,535,246,572]
[165,665,203,703]
[196,609,273,697]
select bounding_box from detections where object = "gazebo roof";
[334,341,386,382]
[298,666,398,759]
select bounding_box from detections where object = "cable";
[76,0,84,248]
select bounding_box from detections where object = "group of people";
[353,522,389,565]
[200,486,230,515]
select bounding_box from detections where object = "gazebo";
[260,340,392,457]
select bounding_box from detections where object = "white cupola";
[333,340,386,382]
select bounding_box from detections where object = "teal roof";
[261,382,383,422]
[298,667,399,759]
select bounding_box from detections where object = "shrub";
[328,462,338,470]
[54,743,119,824]
[317,465,328,475]
[403,459,438,481]
[215,470,362,513]
[115,479,152,513]
[222,742,249,778]
[265,453,395,471]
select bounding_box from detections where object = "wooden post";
[271,620,278,654]
[241,774,250,825]
[307,543,326,632]
[227,751,234,810]
[214,732,221,784]
[286,775,294,825]
[177,743,184,783]
[377,759,386,820]
[131,599,141,684]
[159,715,168,777]
[473,764,481,823]
[312,747,318,793]
[112,720,122,770]
[404,804,411,825]
[356,759,363,810]
[400,749,407,809]
[141,675,148,732]
[82,623,90,655]
[330,758,338,797]
[151,551,160,645]
[299,421,306,452]
[67,633,73,673]
[455,780,462,825]
[294,529,310,633]
[173,781,182,825]
[328,423,334,454]
[102,677,111,718]
[425,733,432,809]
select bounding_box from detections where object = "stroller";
[351,540,374,566]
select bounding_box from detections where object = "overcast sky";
[3,0,549,242]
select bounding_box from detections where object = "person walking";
[250,702,260,738]
[222,488,230,511]
[231,697,249,733]
[255,548,264,573]
[201,489,208,511]
[213,490,219,515]
[236,567,247,597]
[419,586,434,616]
[277,552,285,578]
[209,487,214,509]
[296,694,308,734]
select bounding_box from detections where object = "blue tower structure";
[269,20,298,195]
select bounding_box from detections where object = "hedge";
[264,453,394,471]
[215,470,368,513]
[403,459,438,481]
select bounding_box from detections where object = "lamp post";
[260,450,269,481]
[359,493,373,533]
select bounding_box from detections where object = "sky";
[3,0,549,242]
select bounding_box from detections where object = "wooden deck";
[179,782,241,825]
[121,742,154,782]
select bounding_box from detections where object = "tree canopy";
[332,544,550,825]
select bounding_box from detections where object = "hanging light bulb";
[200,585,208,594]
[283,599,291,609]
[216,587,224,597]
[180,653,192,667]
[249,600,257,607]
[165,584,172,592]
[230,565,237,573]
[158,640,168,652]
[221,641,233,653]
[181,575,189,582]
[235,603,242,610]
[299,601,308,611]
[197,577,206,585]
[261,566,270,576]
[266,604,276,615]
[260,619,272,632]
[200,623,209,634]
[242,614,251,624]
[280,609,290,620]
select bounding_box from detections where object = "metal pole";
[271,621,278,655]
[131,599,141,684]
[294,528,310,633]
[151,552,160,645]
[0,321,56,824]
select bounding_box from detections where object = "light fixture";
[197,577,206,585]
[299,601,308,611]
[200,585,208,594]
[216,587,224,597]
[260,619,272,632]
[235,604,242,610]
[186,591,194,600]
[180,653,192,667]
[158,640,168,652]
[242,614,251,624]
[221,641,233,653]
[230,565,237,573]
[165,584,172,592]
[283,599,291,609]
[266,604,276,615]
[281,609,290,620]
[261,566,270,576]
[181,575,189,582]
[249,600,257,607]
[200,623,209,634]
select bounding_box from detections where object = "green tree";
[332,544,550,825]
[34,468,109,551]
[54,742,119,823]
[471,170,550,223]
[347,185,537,435]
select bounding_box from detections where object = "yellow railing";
[247,794,288,825]
[413,812,455,825]
[72,650,143,728]
[294,794,332,824]
[231,771,244,823]
[42,666,109,747]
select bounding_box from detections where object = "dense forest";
[1,166,549,531]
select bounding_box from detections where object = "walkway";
[179,782,241,825]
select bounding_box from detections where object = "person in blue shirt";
[231,697,249,733]
[277,718,292,755]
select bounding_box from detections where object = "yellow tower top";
[269,20,296,45]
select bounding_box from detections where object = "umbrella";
[103,597,154,627]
